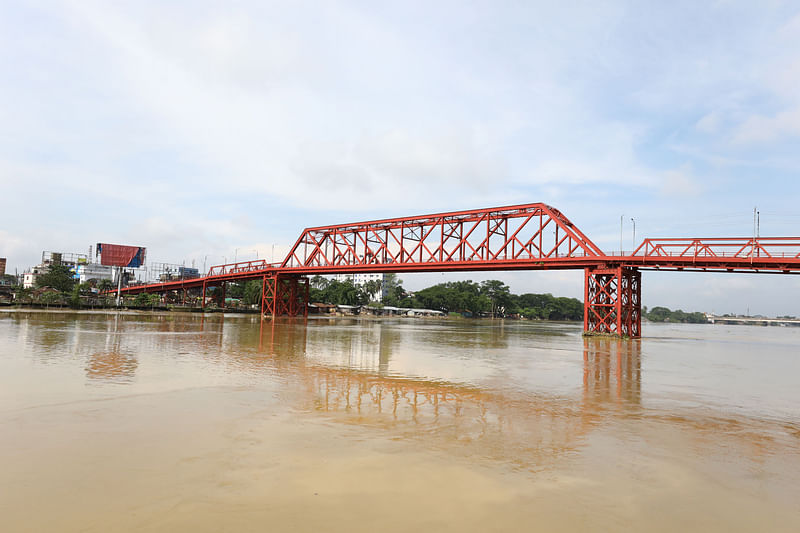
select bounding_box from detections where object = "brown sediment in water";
[0,312,798,532]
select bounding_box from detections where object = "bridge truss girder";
[109,201,800,340]
[282,203,603,271]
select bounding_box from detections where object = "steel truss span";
[113,202,800,338]
[281,203,604,273]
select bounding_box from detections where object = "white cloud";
[732,107,800,144]
[696,111,723,134]
[658,167,703,197]
[3,1,800,314]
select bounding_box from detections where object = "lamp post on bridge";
[631,218,636,251]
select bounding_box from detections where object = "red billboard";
[96,244,146,268]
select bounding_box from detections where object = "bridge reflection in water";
[4,310,798,530]
[583,337,641,406]
[242,318,647,467]
[85,314,138,382]
[18,311,786,474]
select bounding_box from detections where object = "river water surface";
[1,310,798,532]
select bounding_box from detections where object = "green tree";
[480,280,512,317]
[39,291,63,305]
[362,279,383,303]
[411,280,489,315]
[226,282,246,299]
[35,264,76,293]
[133,293,160,307]
[78,282,95,295]
[243,280,263,306]
[330,280,366,305]
[647,306,671,322]
[382,273,401,292]
[97,279,114,293]
[69,285,82,308]
[382,282,407,307]
[644,306,708,323]
[308,279,367,306]
[310,275,330,290]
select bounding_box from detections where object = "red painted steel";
[280,203,604,274]
[208,259,280,276]
[110,202,800,338]
[261,274,308,318]
[622,237,800,273]
[584,267,641,337]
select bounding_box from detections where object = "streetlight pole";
[631,217,636,251]
[234,248,239,264]
[271,244,275,264]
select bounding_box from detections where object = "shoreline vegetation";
[0,269,719,323]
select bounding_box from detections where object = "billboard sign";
[96,243,146,268]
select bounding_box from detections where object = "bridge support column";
[584,266,641,338]
[261,274,308,319]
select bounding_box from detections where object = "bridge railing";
[630,237,800,260]
[207,259,277,277]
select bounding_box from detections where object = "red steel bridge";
[117,202,800,337]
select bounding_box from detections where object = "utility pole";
[116,266,122,307]
[752,206,757,260]
[756,210,760,257]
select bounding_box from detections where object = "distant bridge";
[707,316,800,327]
[117,202,800,337]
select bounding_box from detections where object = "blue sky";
[2,1,800,315]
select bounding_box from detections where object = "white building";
[23,266,45,289]
[23,251,103,288]
[332,273,386,301]
[77,263,114,283]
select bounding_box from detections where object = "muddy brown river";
[1,310,798,532]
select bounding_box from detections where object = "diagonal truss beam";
[281,202,604,273]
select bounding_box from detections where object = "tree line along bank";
[0,266,707,323]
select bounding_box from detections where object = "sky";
[2,0,800,315]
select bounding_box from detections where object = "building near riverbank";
[77,263,114,284]
[332,272,386,300]
[22,251,89,288]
